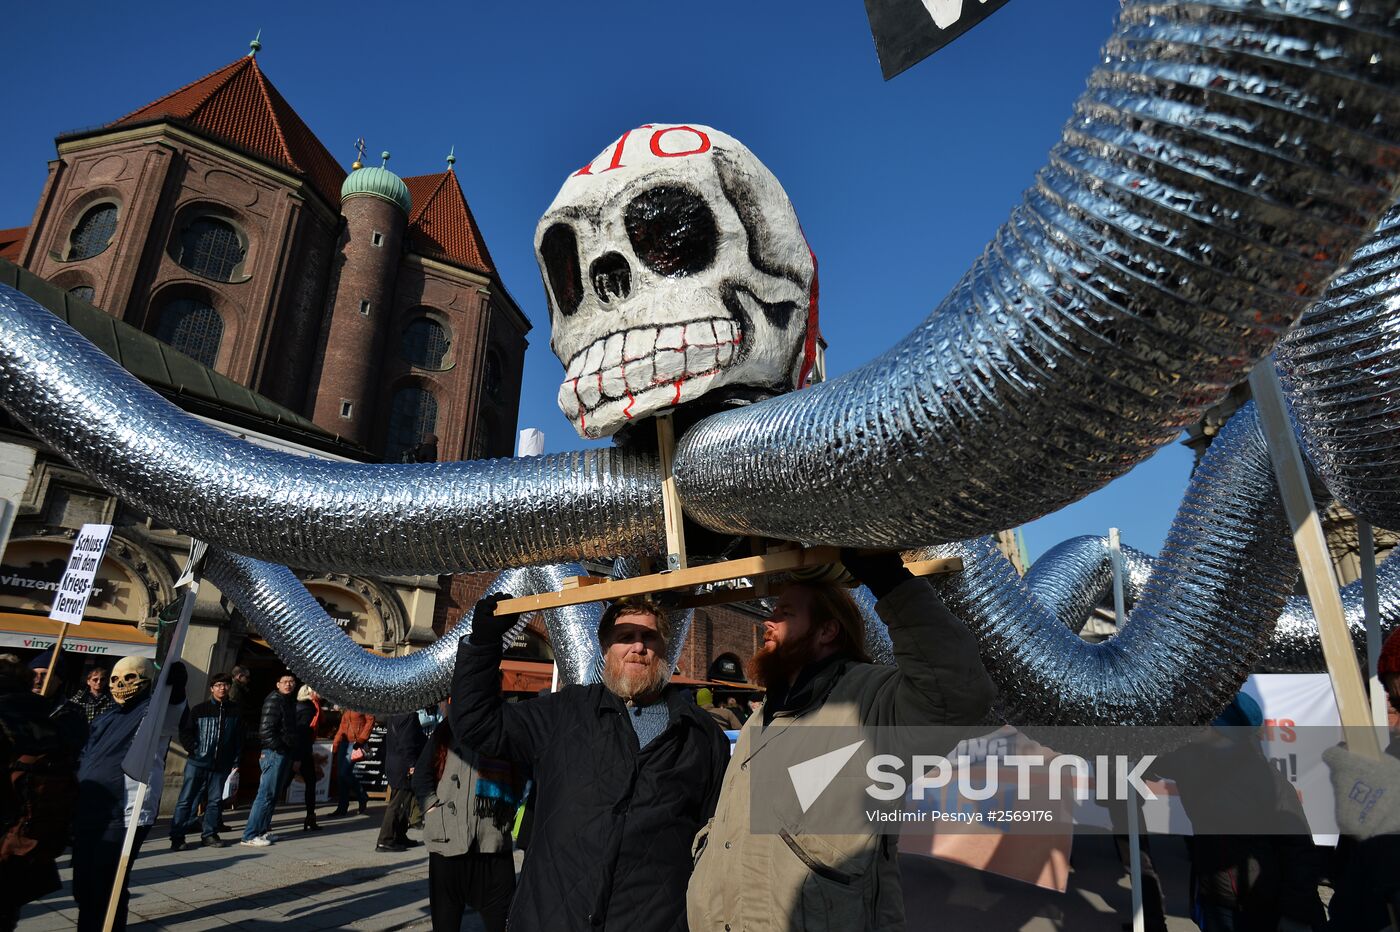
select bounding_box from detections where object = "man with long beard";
[452,594,729,932]
[688,550,997,932]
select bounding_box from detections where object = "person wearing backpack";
[0,653,86,932]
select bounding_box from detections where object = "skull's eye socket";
[540,223,583,317]
[624,185,717,278]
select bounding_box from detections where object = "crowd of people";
[1,552,1398,931]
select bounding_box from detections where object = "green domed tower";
[340,159,412,215]
[312,151,411,446]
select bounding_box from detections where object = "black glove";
[467,593,519,647]
[166,660,188,704]
[839,549,913,600]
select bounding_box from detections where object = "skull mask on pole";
[110,655,155,705]
[538,124,820,440]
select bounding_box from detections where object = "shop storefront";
[0,532,168,686]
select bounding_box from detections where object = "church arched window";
[177,216,246,282]
[68,204,118,260]
[401,316,452,370]
[155,297,223,368]
[385,386,439,462]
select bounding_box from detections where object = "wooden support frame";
[655,413,688,571]
[495,410,960,619]
[494,548,962,616]
[1249,364,1382,759]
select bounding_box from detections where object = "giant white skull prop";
[110,655,155,705]
[537,124,819,439]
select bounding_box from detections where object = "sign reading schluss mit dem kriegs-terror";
[865,0,1016,79]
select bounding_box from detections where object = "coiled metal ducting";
[1253,554,1400,674]
[205,553,604,714]
[206,553,711,714]
[1276,202,1400,529]
[1022,535,1154,634]
[1019,533,1400,675]
[920,402,1298,726]
[0,286,663,576]
[0,3,1398,579]
[673,0,1400,548]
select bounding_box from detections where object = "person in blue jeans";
[170,672,241,849]
[240,671,298,846]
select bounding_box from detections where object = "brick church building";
[0,39,768,706]
[1,42,527,463]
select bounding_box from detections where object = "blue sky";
[0,0,1197,561]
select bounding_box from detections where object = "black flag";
[865,0,1016,80]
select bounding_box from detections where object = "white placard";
[48,523,113,625]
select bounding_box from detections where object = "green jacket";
[686,577,996,931]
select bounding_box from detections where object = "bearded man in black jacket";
[452,594,729,932]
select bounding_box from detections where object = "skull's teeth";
[583,342,605,377]
[654,348,686,383]
[579,375,602,408]
[602,333,625,371]
[625,329,656,359]
[561,316,745,418]
[600,366,626,399]
[656,326,684,351]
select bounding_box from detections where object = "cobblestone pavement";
[15,801,1222,930]
[16,804,485,932]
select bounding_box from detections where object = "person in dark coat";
[240,672,297,846]
[1156,693,1327,932]
[71,656,186,932]
[169,672,241,849]
[452,593,729,932]
[0,653,86,932]
[376,708,430,852]
[292,685,322,832]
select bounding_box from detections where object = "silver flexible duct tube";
[1020,535,1400,674]
[4,4,1400,581]
[0,286,663,575]
[852,584,895,666]
[673,0,1400,548]
[1258,556,1400,674]
[205,551,604,713]
[922,403,1298,726]
[1276,202,1400,528]
[1022,536,1154,634]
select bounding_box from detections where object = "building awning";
[0,612,156,658]
[501,658,553,694]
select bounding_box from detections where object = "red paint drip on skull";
[796,237,821,390]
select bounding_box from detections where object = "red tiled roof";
[0,227,26,263]
[109,57,345,210]
[402,170,496,276]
